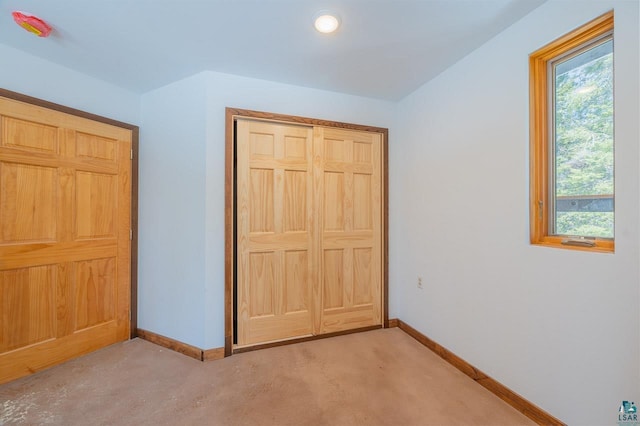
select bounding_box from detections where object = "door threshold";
[232,325,381,354]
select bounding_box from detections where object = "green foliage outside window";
[554,40,613,238]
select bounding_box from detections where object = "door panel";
[76,171,118,239]
[0,265,56,352]
[353,248,373,305]
[1,116,58,153]
[323,172,344,230]
[236,120,314,346]
[322,249,344,310]
[74,257,117,330]
[316,127,382,334]
[283,171,306,231]
[0,97,131,384]
[1,163,58,242]
[284,250,309,312]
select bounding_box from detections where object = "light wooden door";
[236,118,383,347]
[0,97,131,384]
[236,120,315,346]
[316,127,382,333]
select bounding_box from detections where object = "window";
[530,12,614,252]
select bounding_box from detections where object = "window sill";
[531,236,614,253]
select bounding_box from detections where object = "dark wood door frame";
[224,107,389,356]
[0,88,140,338]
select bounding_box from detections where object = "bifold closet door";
[236,120,315,346]
[316,127,382,333]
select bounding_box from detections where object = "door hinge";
[130,229,133,240]
[130,149,133,160]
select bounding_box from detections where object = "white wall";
[138,73,208,347]
[0,43,139,124]
[139,71,395,348]
[391,1,639,424]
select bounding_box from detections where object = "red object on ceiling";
[12,11,52,37]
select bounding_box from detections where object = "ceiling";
[0,0,546,101]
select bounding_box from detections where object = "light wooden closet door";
[0,97,131,384]
[236,120,314,346]
[316,127,382,334]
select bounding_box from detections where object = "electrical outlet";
[417,276,423,289]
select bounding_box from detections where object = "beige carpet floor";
[0,328,534,425]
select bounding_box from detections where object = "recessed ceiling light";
[314,11,340,34]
